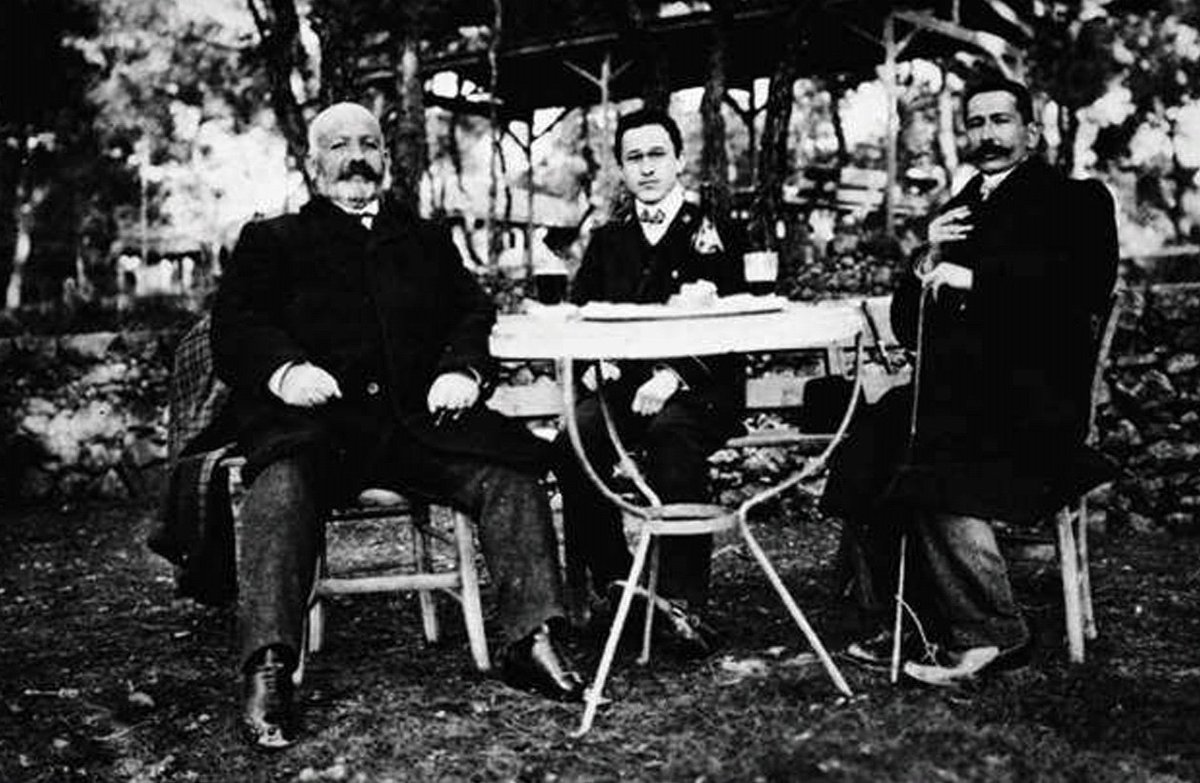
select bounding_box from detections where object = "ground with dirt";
[2,497,1199,783]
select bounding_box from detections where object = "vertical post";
[524,113,535,280]
[486,0,504,266]
[882,13,899,237]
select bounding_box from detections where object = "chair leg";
[306,550,327,655]
[1056,507,1086,663]
[738,517,852,697]
[452,510,490,672]
[574,527,655,737]
[638,537,661,666]
[889,533,908,684]
[412,505,440,645]
[1077,496,1098,641]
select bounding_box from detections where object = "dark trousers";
[236,440,565,670]
[555,393,717,608]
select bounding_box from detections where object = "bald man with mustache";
[213,103,583,749]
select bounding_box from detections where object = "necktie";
[639,207,666,225]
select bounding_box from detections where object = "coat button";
[366,382,380,396]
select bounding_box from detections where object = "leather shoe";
[242,645,296,750]
[501,624,586,702]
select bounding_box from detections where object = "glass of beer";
[743,250,779,297]
[534,269,568,305]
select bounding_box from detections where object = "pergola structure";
[330,0,1035,260]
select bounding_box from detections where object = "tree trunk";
[486,0,503,265]
[5,149,35,310]
[754,4,810,251]
[307,0,355,105]
[701,0,733,215]
[830,80,849,171]
[610,0,670,110]
[392,34,428,213]
[935,72,958,185]
[247,0,313,193]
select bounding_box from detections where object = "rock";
[1166,353,1200,374]
[1165,512,1195,534]
[123,436,167,468]
[0,338,13,365]
[1147,440,1200,463]
[59,471,91,498]
[79,442,115,471]
[94,469,129,500]
[80,363,131,387]
[14,335,57,363]
[1128,513,1157,534]
[1134,370,1177,405]
[1101,418,1142,451]
[59,332,118,362]
[1114,352,1159,368]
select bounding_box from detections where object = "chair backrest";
[1087,289,1122,445]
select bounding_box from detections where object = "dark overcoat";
[823,158,1119,523]
[569,201,747,439]
[212,196,550,490]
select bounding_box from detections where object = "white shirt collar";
[636,185,685,246]
[334,198,380,216]
[979,166,1017,199]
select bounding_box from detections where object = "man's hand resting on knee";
[632,368,681,416]
[270,362,343,408]
[427,372,480,414]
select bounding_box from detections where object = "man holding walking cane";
[822,78,1118,685]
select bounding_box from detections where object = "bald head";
[306,102,388,210]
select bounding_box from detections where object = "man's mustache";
[970,142,1010,161]
[339,160,382,182]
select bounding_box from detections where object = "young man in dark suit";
[823,79,1118,685]
[213,103,583,749]
[555,108,745,656]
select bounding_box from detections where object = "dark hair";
[613,108,683,160]
[963,78,1034,123]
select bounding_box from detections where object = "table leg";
[739,516,853,697]
[573,526,655,738]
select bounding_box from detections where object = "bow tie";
[638,207,666,225]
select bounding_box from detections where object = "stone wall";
[0,329,176,504]
[1099,283,1200,535]
[2,284,1199,536]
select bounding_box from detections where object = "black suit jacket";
[570,201,746,437]
[824,158,1119,522]
[212,196,550,487]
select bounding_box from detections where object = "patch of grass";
[1,501,1198,782]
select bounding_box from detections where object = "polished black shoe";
[242,645,296,750]
[501,624,586,702]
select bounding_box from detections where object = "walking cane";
[889,267,932,684]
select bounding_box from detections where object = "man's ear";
[305,153,320,187]
[380,152,394,193]
[1026,121,1042,150]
